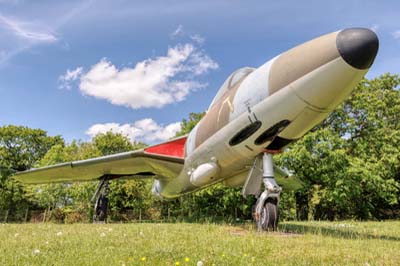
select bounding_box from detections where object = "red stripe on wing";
[144,137,187,158]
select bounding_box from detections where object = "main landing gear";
[242,152,282,231]
[91,176,110,223]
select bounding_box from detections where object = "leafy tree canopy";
[0,125,63,220]
[175,112,205,136]
[278,73,400,219]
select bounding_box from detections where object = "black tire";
[95,195,108,222]
[258,198,279,231]
[265,199,279,231]
[252,204,257,221]
[97,210,106,222]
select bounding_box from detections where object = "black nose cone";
[336,28,379,69]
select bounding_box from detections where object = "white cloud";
[58,67,83,89]
[170,25,206,45]
[78,43,218,109]
[0,2,94,67]
[392,30,400,40]
[187,51,218,75]
[170,25,184,38]
[86,118,181,143]
[190,34,205,45]
[0,15,58,43]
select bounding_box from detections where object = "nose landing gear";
[243,152,282,231]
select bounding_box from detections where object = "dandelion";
[243,253,248,257]
[33,249,40,255]
[141,257,146,262]
[197,261,204,266]
[175,261,180,266]
[139,231,144,236]
[184,257,190,262]
[45,241,49,245]
[100,232,106,237]
[251,257,255,262]
[221,253,225,257]
[56,231,63,236]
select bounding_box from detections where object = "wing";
[14,136,187,184]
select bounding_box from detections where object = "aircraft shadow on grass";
[280,223,400,242]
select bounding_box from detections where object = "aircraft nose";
[336,28,379,69]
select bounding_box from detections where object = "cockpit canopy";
[209,67,255,109]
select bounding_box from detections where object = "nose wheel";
[257,198,279,231]
[252,152,282,231]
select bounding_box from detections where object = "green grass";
[0,221,399,266]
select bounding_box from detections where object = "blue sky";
[0,0,399,144]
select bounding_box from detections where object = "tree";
[32,132,150,222]
[0,125,63,171]
[90,132,150,220]
[278,74,400,220]
[0,125,63,221]
[277,128,353,220]
[175,112,205,136]
[92,131,146,155]
[26,141,102,221]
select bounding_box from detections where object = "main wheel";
[94,195,108,222]
[258,198,279,231]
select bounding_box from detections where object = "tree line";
[0,74,399,223]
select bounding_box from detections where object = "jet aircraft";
[14,28,379,230]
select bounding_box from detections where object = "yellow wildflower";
[184,257,190,262]
[141,257,146,262]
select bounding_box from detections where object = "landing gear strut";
[243,152,282,231]
[256,153,281,231]
[91,176,110,223]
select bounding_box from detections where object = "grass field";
[0,221,399,266]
